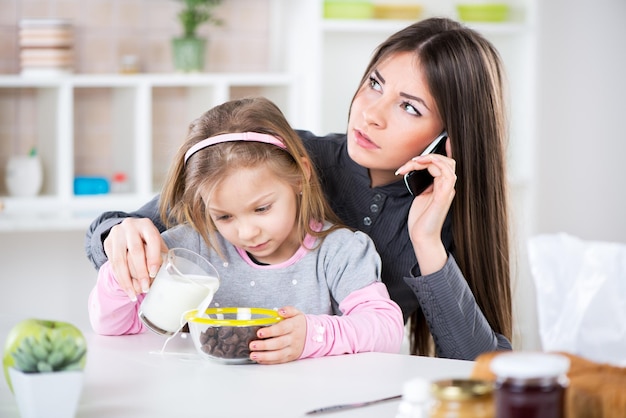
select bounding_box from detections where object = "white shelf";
[321,19,528,35]
[0,72,298,232]
[0,73,296,89]
[0,194,154,232]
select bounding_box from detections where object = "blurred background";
[0,0,624,353]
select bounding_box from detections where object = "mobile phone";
[403,131,448,197]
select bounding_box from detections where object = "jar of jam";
[490,352,570,418]
[430,379,495,418]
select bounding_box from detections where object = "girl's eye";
[213,214,231,222]
[368,76,382,92]
[255,204,271,214]
[402,101,421,116]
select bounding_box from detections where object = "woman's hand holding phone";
[403,131,448,196]
[395,132,457,274]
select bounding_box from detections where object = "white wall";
[516,0,626,352]
[0,231,96,333]
[533,0,626,241]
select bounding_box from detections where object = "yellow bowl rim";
[185,307,283,327]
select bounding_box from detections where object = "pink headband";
[184,132,287,163]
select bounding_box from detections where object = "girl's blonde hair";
[159,97,343,256]
[354,18,513,355]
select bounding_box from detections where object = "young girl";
[86,17,512,360]
[88,97,404,364]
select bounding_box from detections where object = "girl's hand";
[395,140,457,274]
[248,306,306,364]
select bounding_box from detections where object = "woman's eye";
[368,76,382,92]
[402,101,421,116]
[213,214,231,222]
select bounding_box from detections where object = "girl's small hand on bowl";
[249,306,306,365]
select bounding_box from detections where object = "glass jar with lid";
[430,379,495,418]
[489,352,570,418]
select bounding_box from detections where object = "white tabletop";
[1,319,475,418]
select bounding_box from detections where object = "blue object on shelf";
[73,176,110,195]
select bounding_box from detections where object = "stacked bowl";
[19,19,74,76]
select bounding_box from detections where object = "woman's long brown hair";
[354,18,513,355]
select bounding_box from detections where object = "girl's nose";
[237,220,260,241]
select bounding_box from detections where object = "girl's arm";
[299,282,404,359]
[405,254,512,359]
[88,261,146,335]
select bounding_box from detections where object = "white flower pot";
[5,155,43,197]
[8,368,83,418]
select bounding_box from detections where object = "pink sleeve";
[88,261,147,336]
[299,282,404,359]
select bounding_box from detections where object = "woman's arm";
[88,261,146,336]
[85,194,165,270]
[300,282,404,358]
[404,255,512,360]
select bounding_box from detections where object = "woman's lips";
[353,129,379,150]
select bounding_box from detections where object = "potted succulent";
[172,0,223,72]
[3,319,87,418]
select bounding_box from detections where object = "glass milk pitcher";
[138,248,220,335]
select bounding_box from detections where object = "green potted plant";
[3,318,87,418]
[172,0,223,72]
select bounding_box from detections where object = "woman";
[85,17,512,360]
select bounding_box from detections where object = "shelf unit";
[0,73,298,231]
[1,0,536,232]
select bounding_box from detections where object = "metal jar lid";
[431,379,494,401]
[490,352,570,379]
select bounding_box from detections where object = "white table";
[1,318,475,417]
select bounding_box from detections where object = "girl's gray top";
[161,223,382,315]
